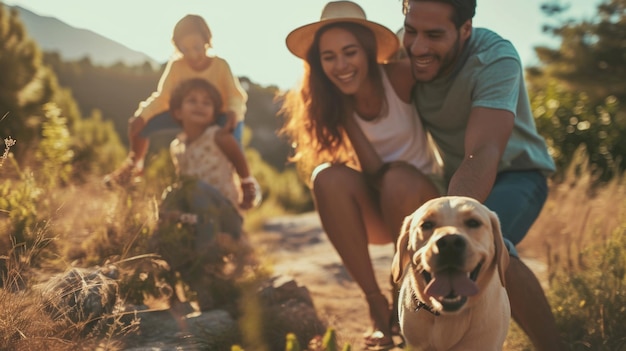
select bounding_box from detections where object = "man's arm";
[447,106,514,202]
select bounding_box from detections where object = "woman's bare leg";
[377,164,441,335]
[378,164,440,238]
[313,163,441,344]
[312,164,392,342]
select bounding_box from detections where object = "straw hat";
[286,1,399,63]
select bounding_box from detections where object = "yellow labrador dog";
[392,196,510,351]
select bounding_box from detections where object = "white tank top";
[354,67,442,176]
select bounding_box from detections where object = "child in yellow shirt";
[105,14,247,186]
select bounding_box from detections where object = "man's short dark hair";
[403,0,476,28]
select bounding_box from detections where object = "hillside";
[12,5,158,67]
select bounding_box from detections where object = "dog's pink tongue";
[424,271,479,297]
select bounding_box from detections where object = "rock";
[41,265,119,333]
[121,308,239,351]
[256,276,327,350]
[120,275,325,350]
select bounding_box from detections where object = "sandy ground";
[253,211,401,349]
[251,211,549,350]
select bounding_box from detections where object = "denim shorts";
[483,170,548,257]
[140,111,244,147]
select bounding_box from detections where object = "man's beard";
[413,32,463,83]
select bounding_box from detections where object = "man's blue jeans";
[483,170,548,257]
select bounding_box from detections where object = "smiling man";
[401,0,564,350]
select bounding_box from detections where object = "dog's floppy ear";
[392,213,413,283]
[489,210,509,287]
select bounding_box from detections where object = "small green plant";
[0,170,43,246]
[285,332,302,351]
[321,328,338,351]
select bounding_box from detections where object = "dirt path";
[251,211,548,350]
[253,212,410,350]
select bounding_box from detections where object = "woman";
[280,1,442,349]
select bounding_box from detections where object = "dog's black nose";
[436,234,466,258]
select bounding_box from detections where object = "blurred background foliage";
[527,0,626,181]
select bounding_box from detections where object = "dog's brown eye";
[465,218,481,228]
[421,221,435,230]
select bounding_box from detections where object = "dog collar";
[412,292,440,316]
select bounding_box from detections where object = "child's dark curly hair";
[169,78,224,121]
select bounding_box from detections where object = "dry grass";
[509,153,626,350]
[0,229,136,351]
[519,154,625,278]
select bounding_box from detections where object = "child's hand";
[240,176,261,210]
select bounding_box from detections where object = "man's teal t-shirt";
[413,27,556,184]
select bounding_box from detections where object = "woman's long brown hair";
[278,22,383,184]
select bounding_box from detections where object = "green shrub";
[550,228,626,350]
[532,81,623,182]
[0,170,42,245]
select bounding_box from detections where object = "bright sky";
[5,0,599,90]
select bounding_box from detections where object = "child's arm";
[214,132,259,209]
[136,59,179,121]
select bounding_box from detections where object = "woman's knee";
[312,164,364,199]
[379,164,439,201]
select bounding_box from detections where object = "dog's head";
[392,196,509,313]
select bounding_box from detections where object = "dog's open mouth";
[422,262,482,312]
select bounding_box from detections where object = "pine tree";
[529,0,626,103]
[527,0,626,181]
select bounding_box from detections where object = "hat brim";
[286,18,399,63]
